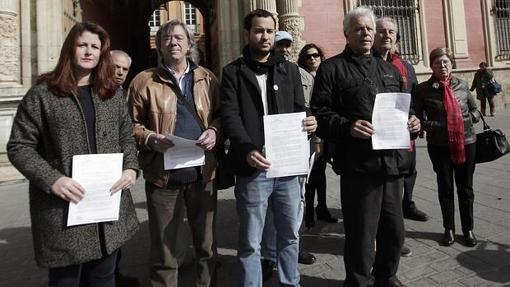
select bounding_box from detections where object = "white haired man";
[310,7,420,287]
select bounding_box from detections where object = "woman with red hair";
[7,22,139,286]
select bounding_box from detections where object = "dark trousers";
[48,250,118,287]
[402,150,417,211]
[479,89,495,116]
[305,156,327,214]
[341,173,405,287]
[145,181,217,287]
[427,143,476,232]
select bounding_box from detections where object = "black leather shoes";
[403,206,429,222]
[316,206,338,223]
[298,251,316,265]
[442,229,455,246]
[463,230,478,247]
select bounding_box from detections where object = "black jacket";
[310,47,413,176]
[221,54,306,176]
[414,76,480,146]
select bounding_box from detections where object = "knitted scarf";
[439,76,466,164]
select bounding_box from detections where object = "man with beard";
[221,9,317,286]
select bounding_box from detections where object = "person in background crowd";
[297,43,323,78]
[414,47,480,248]
[470,61,496,116]
[310,6,420,287]
[128,19,221,287]
[221,9,317,286]
[373,17,429,259]
[274,31,315,103]
[297,43,338,228]
[7,21,139,287]
[110,49,139,287]
[111,50,132,90]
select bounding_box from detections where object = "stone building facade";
[0,0,509,180]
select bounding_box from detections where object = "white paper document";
[67,153,123,226]
[163,134,205,170]
[371,93,411,150]
[264,112,310,178]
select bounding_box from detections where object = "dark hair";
[38,22,116,98]
[479,61,487,66]
[297,43,325,72]
[243,9,276,31]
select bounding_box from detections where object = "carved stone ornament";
[280,16,304,61]
[0,12,20,83]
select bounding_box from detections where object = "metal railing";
[494,0,510,60]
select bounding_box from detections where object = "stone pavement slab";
[1,110,510,286]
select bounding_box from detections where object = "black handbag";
[475,113,510,163]
[487,79,502,94]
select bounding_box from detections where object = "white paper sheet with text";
[163,134,205,170]
[264,112,310,178]
[372,92,411,150]
[67,153,123,226]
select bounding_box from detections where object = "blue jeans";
[235,172,301,287]
[262,177,306,263]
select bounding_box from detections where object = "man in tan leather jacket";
[128,20,220,287]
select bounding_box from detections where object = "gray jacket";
[7,83,139,268]
[414,76,480,146]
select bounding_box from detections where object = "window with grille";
[358,0,421,64]
[148,10,161,28]
[184,3,197,34]
[494,0,510,60]
[148,10,161,34]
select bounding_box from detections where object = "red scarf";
[390,53,408,91]
[439,76,466,164]
[390,54,414,151]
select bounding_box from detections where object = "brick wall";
[300,1,346,58]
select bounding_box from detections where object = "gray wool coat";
[7,82,139,268]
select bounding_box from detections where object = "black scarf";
[242,46,285,114]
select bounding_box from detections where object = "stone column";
[277,0,304,61]
[0,0,20,85]
[255,0,278,26]
[36,0,64,74]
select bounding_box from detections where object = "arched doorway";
[79,0,219,84]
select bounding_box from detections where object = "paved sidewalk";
[1,110,510,286]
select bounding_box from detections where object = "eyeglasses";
[305,53,320,59]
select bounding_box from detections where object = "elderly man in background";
[111,49,132,89]
[373,17,429,259]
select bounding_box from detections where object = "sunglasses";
[305,53,320,59]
